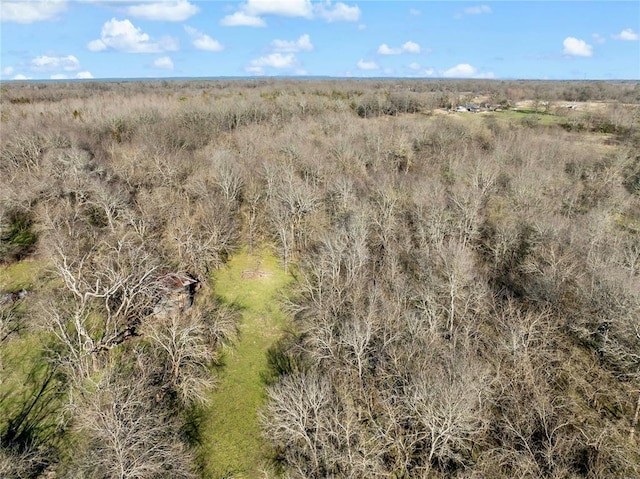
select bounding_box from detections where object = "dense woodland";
[1,79,639,478]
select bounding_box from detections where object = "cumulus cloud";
[378,41,421,55]
[612,28,639,41]
[246,52,299,75]
[184,26,224,51]
[153,56,174,70]
[76,71,93,79]
[126,1,198,22]
[408,62,421,71]
[563,37,593,57]
[1,0,67,24]
[271,34,313,52]
[250,53,297,68]
[2,66,15,76]
[357,59,379,70]
[13,74,32,80]
[463,5,491,15]
[409,8,420,15]
[31,54,80,72]
[51,74,67,80]
[221,0,359,26]
[592,33,606,44]
[314,1,361,22]
[246,0,312,17]
[442,63,494,78]
[88,18,178,53]
[219,11,266,27]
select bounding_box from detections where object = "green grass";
[0,259,46,291]
[199,246,293,479]
[483,109,563,126]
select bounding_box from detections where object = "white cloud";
[184,26,224,51]
[401,41,420,53]
[443,63,475,77]
[463,5,491,15]
[378,41,421,55]
[612,28,639,41]
[250,53,297,69]
[220,11,266,27]
[245,52,300,75]
[87,40,107,52]
[314,1,361,22]
[153,56,174,70]
[245,0,313,18]
[271,34,313,52]
[1,0,67,24]
[76,71,93,79]
[31,55,80,72]
[221,0,359,26]
[408,62,421,71]
[88,18,178,53]
[13,74,31,80]
[592,33,606,44]
[409,8,420,15]
[563,37,593,57]
[126,1,199,22]
[51,74,67,80]
[357,59,379,70]
[2,66,14,76]
[442,63,494,78]
[357,24,366,30]
[377,44,396,55]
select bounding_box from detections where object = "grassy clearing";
[0,259,46,291]
[199,246,293,479]
[482,109,563,126]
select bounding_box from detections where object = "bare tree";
[142,302,237,406]
[262,372,332,478]
[46,237,159,379]
[67,364,196,479]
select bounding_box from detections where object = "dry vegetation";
[1,78,639,478]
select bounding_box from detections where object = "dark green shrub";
[0,210,38,262]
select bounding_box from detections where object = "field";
[200,247,292,478]
[1,79,639,478]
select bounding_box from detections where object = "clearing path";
[200,247,293,478]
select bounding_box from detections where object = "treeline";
[1,80,639,478]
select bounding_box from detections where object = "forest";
[1,78,639,478]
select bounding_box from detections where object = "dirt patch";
[240,270,273,280]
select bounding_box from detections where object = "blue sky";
[1,1,639,80]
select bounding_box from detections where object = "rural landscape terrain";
[1,79,639,478]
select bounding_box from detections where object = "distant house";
[153,272,200,316]
[455,104,480,112]
[0,289,28,306]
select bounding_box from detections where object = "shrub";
[0,209,37,262]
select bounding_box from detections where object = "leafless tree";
[67,364,196,479]
[262,372,332,478]
[142,302,237,406]
[46,237,159,379]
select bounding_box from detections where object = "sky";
[1,1,639,80]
